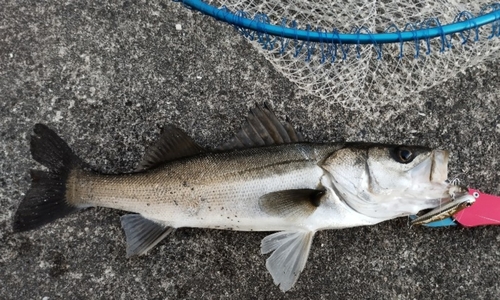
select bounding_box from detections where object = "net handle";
[177,0,500,44]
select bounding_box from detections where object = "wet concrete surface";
[1,1,499,299]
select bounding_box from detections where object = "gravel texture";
[1,1,499,299]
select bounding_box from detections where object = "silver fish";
[13,104,467,291]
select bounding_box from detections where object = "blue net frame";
[174,0,500,60]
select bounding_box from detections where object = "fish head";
[323,144,460,220]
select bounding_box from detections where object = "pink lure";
[454,189,500,227]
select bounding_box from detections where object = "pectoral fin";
[259,189,325,219]
[120,214,175,258]
[261,230,315,292]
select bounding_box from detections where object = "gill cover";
[323,145,451,219]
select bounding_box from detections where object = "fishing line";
[173,0,500,109]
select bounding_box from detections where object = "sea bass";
[13,104,467,291]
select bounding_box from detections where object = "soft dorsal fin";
[136,125,204,171]
[215,103,304,151]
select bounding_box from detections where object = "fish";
[12,104,469,292]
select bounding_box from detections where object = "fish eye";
[392,147,415,164]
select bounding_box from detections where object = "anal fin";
[120,214,175,258]
[261,230,316,292]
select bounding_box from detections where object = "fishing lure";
[411,194,476,226]
[417,189,500,227]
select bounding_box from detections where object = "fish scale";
[70,144,338,231]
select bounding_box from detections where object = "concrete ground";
[1,1,499,299]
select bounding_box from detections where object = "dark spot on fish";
[147,203,150,206]
[200,198,206,202]
[221,207,224,210]
[310,190,325,207]
[183,181,187,187]
[191,188,194,191]
[354,155,365,167]
[174,200,178,206]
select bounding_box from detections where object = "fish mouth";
[429,150,470,206]
[430,150,449,183]
[412,150,473,225]
[408,149,470,219]
[408,150,449,186]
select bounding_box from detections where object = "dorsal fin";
[216,103,304,151]
[136,125,204,171]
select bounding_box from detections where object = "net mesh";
[202,0,500,109]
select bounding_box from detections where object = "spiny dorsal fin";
[216,103,304,151]
[136,125,204,172]
[259,189,325,220]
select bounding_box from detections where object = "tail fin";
[13,124,84,232]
